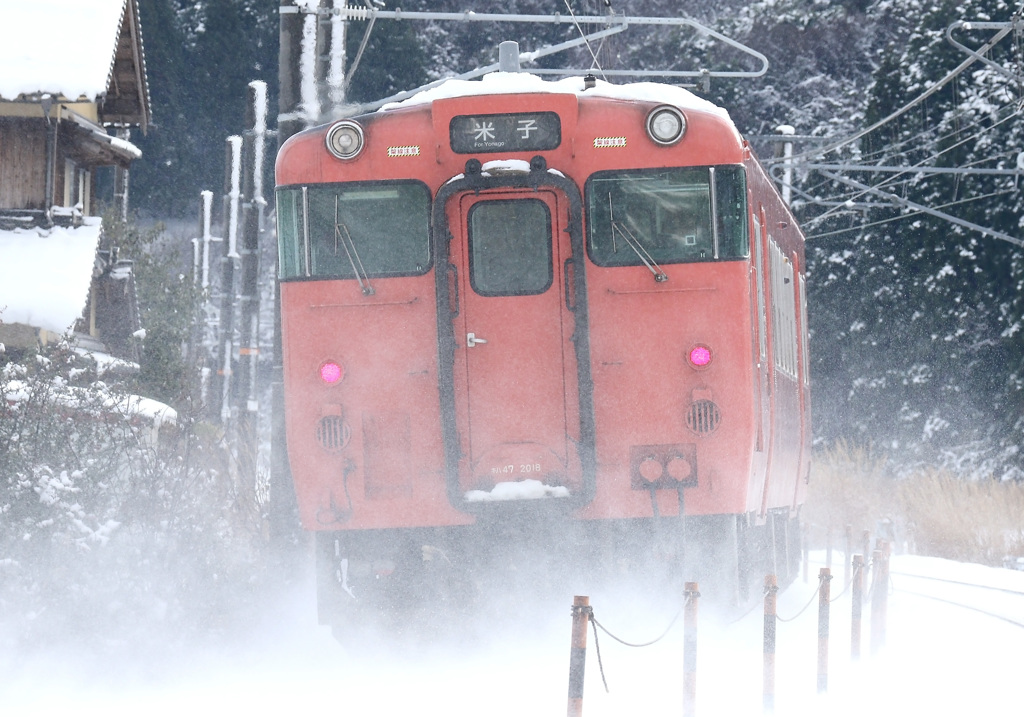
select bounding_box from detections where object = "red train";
[275,69,810,628]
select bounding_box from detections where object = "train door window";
[276,180,431,280]
[586,165,748,266]
[467,198,553,296]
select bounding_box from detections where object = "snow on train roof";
[381,71,736,125]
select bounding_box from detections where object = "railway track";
[890,569,1024,629]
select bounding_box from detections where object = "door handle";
[467,332,488,347]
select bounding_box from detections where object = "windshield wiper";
[609,193,668,282]
[334,195,374,296]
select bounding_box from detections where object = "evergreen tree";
[132,0,278,218]
[805,0,1024,477]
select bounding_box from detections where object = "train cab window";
[277,187,305,278]
[275,181,430,280]
[585,166,748,266]
[468,199,553,296]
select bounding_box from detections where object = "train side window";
[753,214,767,362]
[585,165,749,267]
[799,273,810,386]
[276,181,431,280]
[276,187,306,278]
[768,239,798,378]
[467,199,553,296]
[714,166,750,258]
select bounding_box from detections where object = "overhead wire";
[783,87,1022,219]
[804,188,1017,241]
[850,88,1021,166]
[765,18,1018,167]
[802,101,1023,227]
[563,0,607,79]
[816,76,1022,170]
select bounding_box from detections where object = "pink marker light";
[319,361,344,384]
[689,346,712,368]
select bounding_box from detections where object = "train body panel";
[274,73,810,612]
[280,276,471,530]
[581,260,756,520]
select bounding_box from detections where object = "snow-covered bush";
[0,340,267,652]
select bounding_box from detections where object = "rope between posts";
[585,593,693,693]
[588,612,610,693]
[590,600,685,648]
[728,590,765,625]
[777,572,827,623]
[830,563,860,603]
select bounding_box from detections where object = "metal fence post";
[763,575,778,713]
[851,554,864,660]
[817,567,832,693]
[871,541,889,655]
[844,525,852,587]
[568,596,590,717]
[801,528,808,583]
[683,582,700,717]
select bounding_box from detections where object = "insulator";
[339,5,371,20]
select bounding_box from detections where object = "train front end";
[274,72,809,627]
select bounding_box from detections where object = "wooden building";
[0,0,149,220]
[0,0,150,360]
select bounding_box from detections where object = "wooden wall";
[0,118,47,210]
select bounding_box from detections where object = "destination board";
[450,112,561,154]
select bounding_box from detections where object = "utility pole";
[211,136,242,428]
[270,0,316,548]
[234,82,267,479]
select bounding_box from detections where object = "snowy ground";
[3,552,1022,716]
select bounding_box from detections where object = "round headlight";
[325,120,365,160]
[646,105,686,146]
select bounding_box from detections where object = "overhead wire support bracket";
[278,5,768,85]
[946,15,1024,82]
[763,19,1018,167]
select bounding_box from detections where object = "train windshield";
[585,166,748,266]
[276,181,431,280]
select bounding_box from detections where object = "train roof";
[379,71,736,127]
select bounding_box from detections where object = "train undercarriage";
[315,509,801,638]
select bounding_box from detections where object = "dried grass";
[805,441,1024,566]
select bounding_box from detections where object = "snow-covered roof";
[0,218,102,335]
[381,72,735,125]
[66,110,142,160]
[0,0,131,101]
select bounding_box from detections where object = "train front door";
[445,186,582,500]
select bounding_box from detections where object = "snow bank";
[0,219,101,335]
[3,376,177,429]
[108,393,177,429]
[0,0,127,100]
[382,71,734,124]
